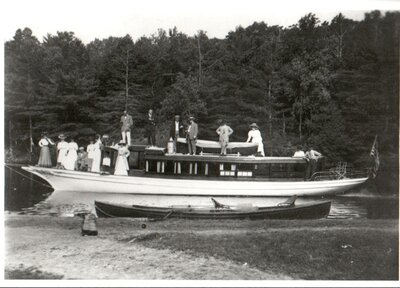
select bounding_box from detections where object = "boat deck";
[144,153,307,164]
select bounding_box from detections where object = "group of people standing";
[37,132,102,172]
[168,114,265,157]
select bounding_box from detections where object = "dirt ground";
[4,214,293,280]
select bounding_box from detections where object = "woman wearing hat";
[246,123,265,157]
[37,132,55,167]
[114,141,130,176]
[64,138,79,170]
[56,134,69,168]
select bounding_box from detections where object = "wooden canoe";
[94,198,331,220]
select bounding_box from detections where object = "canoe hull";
[21,166,368,197]
[94,200,332,219]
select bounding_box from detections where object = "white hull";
[22,166,368,197]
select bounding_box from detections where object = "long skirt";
[38,146,52,167]
[114,156,129,176]
[57,148,68,166]
[64,151,77,171]
[91,150,101,173]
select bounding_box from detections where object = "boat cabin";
[101,145,308,180]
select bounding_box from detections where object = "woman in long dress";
[64,139,79,170]
[86,138,95,172]
[56,134,69,167]
[91,134,102,173]
[37,132,55,167]
[246,123,265,157]
[114,141,130,176]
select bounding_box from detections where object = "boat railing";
[311,168,369,181]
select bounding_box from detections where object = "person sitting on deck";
[246,123,265,157]
[76,147,89,171]
[216,120,233,156]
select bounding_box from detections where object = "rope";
[4,164,53,189]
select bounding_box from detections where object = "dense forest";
[4,11,399,188]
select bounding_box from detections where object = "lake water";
[4,165,399,219]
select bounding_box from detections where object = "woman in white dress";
[246,123,265,157]
[114,141,130,176]
[56,134,69,167]
[91,134,102,173]
[64,139,79,170]
[86,138,95,171]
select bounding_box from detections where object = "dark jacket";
[170,120,184,139]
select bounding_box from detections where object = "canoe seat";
[211,198,230,209]
[277,195,297,207]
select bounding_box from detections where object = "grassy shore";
[4,214,399,280]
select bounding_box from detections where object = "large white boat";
[22,142,369,198]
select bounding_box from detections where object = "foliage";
[4,11,399,174]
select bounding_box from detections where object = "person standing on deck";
[64,138,79,170]
[186,116,198,155]
[305,146,323,179]
[56,134,68,168]
[114,141,130,176]
[120,110,133,146]
[216,120,233,156]
[37,132,55,167]
[86,138,96,171]
[146,109,156,146]
[169,115,184,152]
[246,123,265,157]
[91,134,102,173]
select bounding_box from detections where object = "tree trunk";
[197,35,202,88]
[29,115,33,162]
[268,81,272,155]
[282,112,286,136]
[125,49,129,110]
[299,94,303,141]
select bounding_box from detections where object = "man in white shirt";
[305,146,323,179]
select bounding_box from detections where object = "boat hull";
[21,166,368,197]
[94,200,332,219]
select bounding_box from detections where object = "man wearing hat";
[56,133,69,168]
[186,116,198,155]
[120,110,133,146]
[216,120,233,156]
[246,123,265,157]
[169,115,184,153]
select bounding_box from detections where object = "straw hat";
[58,134,66,139]
[118,140,126,145]
[249,123,259,129]
[189,116,195,120]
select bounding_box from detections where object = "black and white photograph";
[1,0,399,285]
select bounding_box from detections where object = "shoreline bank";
[4,213,399,280]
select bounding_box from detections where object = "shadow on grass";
[5,266,63,279]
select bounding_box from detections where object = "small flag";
[369,135,379,179]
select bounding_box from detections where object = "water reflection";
[4,165,397,219]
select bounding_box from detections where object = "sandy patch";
[5,215,292,280]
